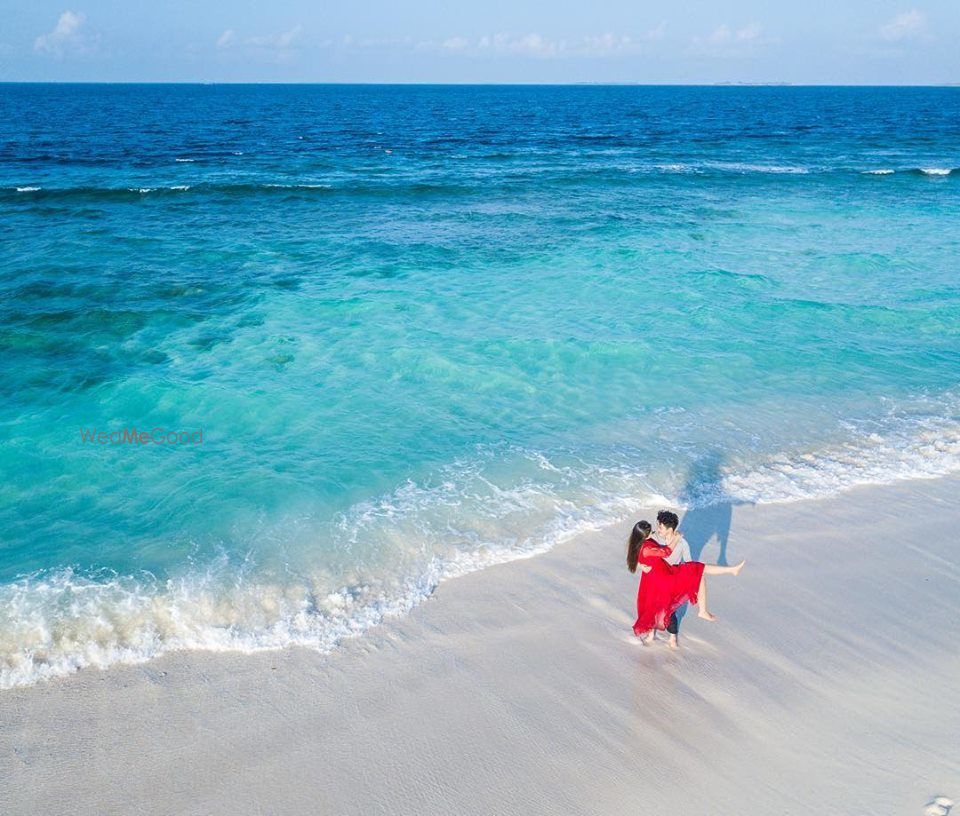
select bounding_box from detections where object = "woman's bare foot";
[668,634,679,650]
[732,559,746,576]
[698,610,717,621]
[642,631,656,645]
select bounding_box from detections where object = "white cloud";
[580,23,665,56]
[878,10,927,41]
[354,35,414,48]
[704,22,763,45]
[430,25,668,59]
[248,25,302,50]
[480,32,563,58]
[644,21,668,42]
[34,10,89,55]
[215,25,303,60]
[582,33,634,55]
[690,21,774,56]
[705,24,732,45]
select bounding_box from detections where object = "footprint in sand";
[924,796,955,816]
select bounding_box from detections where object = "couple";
[627,510,745,649]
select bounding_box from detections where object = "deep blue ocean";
[1,84,958,686]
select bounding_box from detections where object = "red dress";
[632,539,705,635]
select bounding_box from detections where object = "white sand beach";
[2,475,959,815]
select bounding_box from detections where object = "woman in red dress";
[627,519,745,647]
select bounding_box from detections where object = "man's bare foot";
[668,634,679,650]
[698,610,717,621]
[732,559,746,576]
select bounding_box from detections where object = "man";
[656,510,691,649]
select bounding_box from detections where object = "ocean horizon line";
[2,80,960,88]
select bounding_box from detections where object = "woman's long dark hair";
[627,520,653,574]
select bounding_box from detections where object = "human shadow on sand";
[674,451,753,627]
[677,451,736,564]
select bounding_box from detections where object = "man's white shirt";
[663,535,691,565]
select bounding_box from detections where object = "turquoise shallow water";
[1,85,959,686]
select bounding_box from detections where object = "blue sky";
[2,1,958,83]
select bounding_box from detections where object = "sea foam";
[0,451,668,689]
[2,401,960,689]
